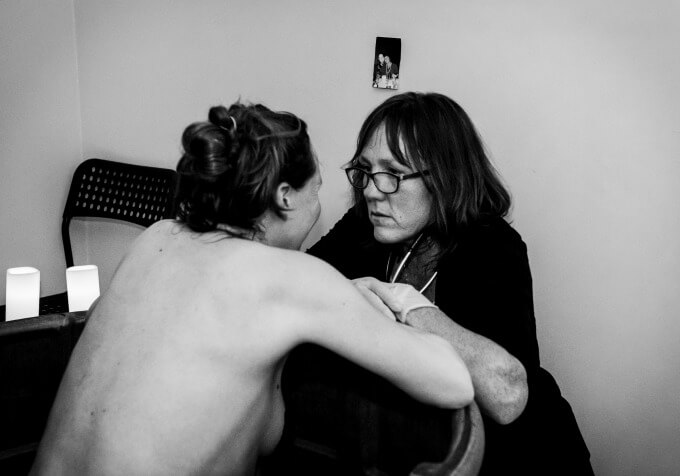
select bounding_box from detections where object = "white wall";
[2,0,679,474]
[0,0,82,302]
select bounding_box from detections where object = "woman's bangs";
[385,115,425,172]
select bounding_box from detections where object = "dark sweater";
[308,207,593,475]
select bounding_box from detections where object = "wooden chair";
[0,312,88,475]
[269,344,485,476]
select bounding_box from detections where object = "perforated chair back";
[62,158,178,268]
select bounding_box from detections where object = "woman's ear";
[274,182,293,210]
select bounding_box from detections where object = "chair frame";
[275,344,485,475]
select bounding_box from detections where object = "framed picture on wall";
[373,37,401,90]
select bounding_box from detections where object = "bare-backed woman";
[31,102,473,476]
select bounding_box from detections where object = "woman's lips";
[369,211,392,223]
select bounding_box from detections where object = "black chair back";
[62,158,177,268]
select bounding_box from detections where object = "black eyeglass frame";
[344,166,430,194]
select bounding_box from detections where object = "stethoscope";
[386,233,438,294]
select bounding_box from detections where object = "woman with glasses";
[308,92,593,474]
[31,101,473,476]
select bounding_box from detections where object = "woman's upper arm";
[444,227,540,370]
[282,253,473,408]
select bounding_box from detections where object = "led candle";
[5,267,40,320]
[66,265,100,312]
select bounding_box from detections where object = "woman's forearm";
[405,307,528,424]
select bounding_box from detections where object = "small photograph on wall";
[373,37,401,90]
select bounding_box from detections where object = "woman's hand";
[352,278,526,423]
[351,278,437,323]
[386,283,438,322]
[352,277,399,321]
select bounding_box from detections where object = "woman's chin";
[373,227,404,245]
[373,225,426,246]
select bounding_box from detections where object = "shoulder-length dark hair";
[174,102,316,236]
[351,91,510,250]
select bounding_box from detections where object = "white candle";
[5,267,40,320]
[66,265,100,312]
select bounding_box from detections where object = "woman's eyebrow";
[377,158,396,166]
[355,155,410,171]
[377,157,410,170]
[356,155,395,165]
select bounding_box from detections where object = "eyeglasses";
[344,167,429,194]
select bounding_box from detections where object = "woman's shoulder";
[136,220,347,287]
[266,245,348,287]
[439,216,528,272]
[458,216,526,250]
[129,220,277,268]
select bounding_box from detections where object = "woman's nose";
[363,177,385,200]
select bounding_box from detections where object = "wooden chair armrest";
[411,401,484,476]
[278,345,485,476]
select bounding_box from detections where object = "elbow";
[433,379,474,410]
[457,372,475,408]
[416,333,475,409]
[440,359,475,409]
[489,362,528,425]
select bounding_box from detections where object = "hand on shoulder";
[350,278,438,324]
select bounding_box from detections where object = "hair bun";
[179,122,232,181]
[208,105,236,133]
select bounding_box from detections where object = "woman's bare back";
[32,221,296,475]
[32,220,472,476]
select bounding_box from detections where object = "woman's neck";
[215,223,261,242]
[386,234,440,300]
[388,234,440,279]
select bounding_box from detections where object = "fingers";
[385,283,438,323]
[352,277,403,312]
[354,282,397,321]
[350,278,437,324]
